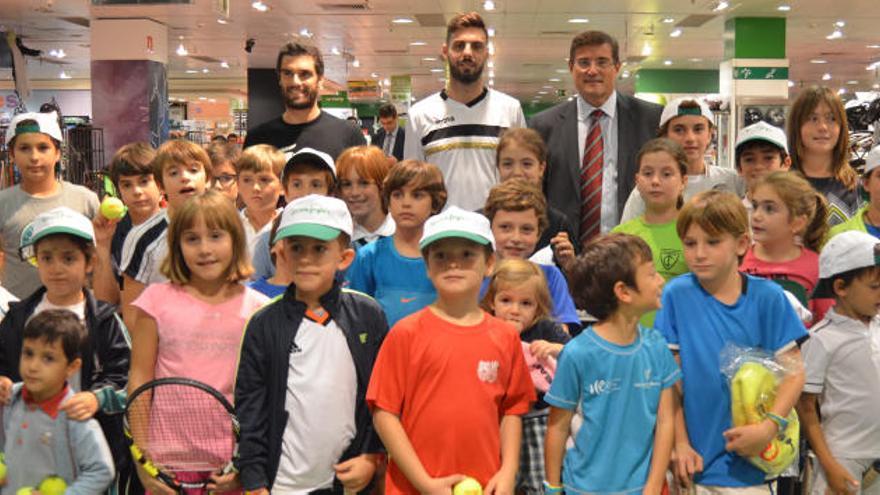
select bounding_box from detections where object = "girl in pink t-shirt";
[741,171,831,325]
[128,191,269,493]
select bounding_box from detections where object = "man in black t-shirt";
[244,42,366,158]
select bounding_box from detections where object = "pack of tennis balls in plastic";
[720,343,800,477]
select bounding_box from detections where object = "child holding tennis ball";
[368,207,535,495]
[544,234,678,495]
[0,310,114,494]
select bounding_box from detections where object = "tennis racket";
[124,378,239,494]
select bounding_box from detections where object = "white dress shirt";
[576,91,619,233]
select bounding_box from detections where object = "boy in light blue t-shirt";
[544,233,679,495]
[655,190,807,492]
[345,160,446,326]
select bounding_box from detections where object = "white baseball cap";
[735,121,789,154]
[419,206,496,251]
[813,230,880,297]
[659,97,714,128]
[274,194,353,242]
[862,146,880,175]
[19,207,95,261]
[283,147,336,179]
[5,111,63,145]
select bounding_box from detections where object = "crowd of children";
[0,82,877,495]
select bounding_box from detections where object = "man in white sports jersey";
[404,12,526,211]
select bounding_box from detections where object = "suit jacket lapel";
[616,94,635,202]
[562,99,581,187]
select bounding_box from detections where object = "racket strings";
[128,384,235,472]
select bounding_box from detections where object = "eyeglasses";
[573,57,615,70]
[212,174,237,186]
[339,179,376,192]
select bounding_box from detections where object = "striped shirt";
[120,210,169,285]
[403,88,526,211]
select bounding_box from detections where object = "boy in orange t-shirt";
[367,206,536,495]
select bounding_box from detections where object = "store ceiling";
[1,0,879,103]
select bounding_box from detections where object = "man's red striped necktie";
[580,109,605,245]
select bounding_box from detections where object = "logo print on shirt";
[400,297,416,303]
[588,378,621,396]
[660,249,681,271]
[477,360,500,383]
[289,341,302,354]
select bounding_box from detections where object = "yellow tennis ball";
[100,196,127,220]
[16,487,35,495]
[453,477,483,495]
[37,476,67,495]
[0,458,6,480]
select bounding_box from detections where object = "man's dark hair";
[23,309,86,363]
[276,42,324,77]
[569,30,620,66]
[378,103,398,119]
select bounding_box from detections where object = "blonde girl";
[788,86,860,226]
[481,258,570,495]
[741,171,831,324]
[127,191,269,493]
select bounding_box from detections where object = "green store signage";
[733,67,789,80]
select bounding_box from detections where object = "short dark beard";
[282,86,318,110]
[449,60,484,84]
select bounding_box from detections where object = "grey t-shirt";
[0,181,99,298]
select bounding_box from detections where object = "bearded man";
[403,12,526,211]
[244,42,366,159]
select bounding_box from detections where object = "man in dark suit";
[530,30,662,245]
[372,103,405,162]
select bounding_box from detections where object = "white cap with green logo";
[19,207,95,261]
[274,194,353,242]
[5,111,63,145]
[419,206,496,251]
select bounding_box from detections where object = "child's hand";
[823,460,860,495]
[207,470,241,493]
[133,462,177,495]
[485,470,515,495]
[0,376,12,404]
[723,420,777,457]
[60,391,99,420]
[420,474,466,495]
[334,453,381,493]
[92,214,119,248]
[672,441,703,488]
[529,340,563,360]
[550,232,576,273]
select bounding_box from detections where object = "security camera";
[245,38,255,53]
